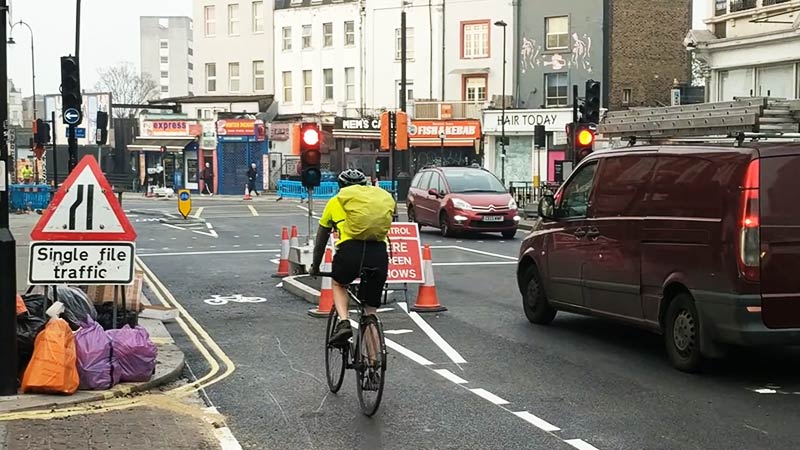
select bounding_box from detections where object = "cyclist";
[310,168,395,347]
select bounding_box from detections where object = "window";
[345,67,355,102]
[623,88,632,105]
[282,71,293,103]
[303,70,313,102]
[557,162,597,219]
[546,16,569,50]
[160,40,169,49]
[229,62,240,92]
[757,64,794,98]
[160,56,169,63]
[462,21,490,59]
[464,75,487,101]
[160,71,169,79]
[204,5,216,36]
[188,47,193,56]
[395,27,415,60]
[396,80,414,107]
[592,156,656,217]
[323,22,333,47]
[302,25,312,49]
[417,171,432,191]
[545,72,568,107]
[228,3,239,36]
[344,21,355,46]
[719,68,754,101]
[282,27,292,50]
[205,63,217,92]
[253,60,265,91]
[161,86,169,93]
[252,1,263,33]
[323,68,334,101]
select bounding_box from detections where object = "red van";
[517,144,800,372]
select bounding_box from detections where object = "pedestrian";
[247,162,260,196]
[21,164,33,184]
[201,162,214,196]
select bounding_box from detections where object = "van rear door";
[759,148,800,328]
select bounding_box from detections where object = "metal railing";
[508,181,561,212]
[411,101,486,120]
[762,0,791,6]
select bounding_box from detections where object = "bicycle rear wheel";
[325,309,347,393]
[356,315,387,417]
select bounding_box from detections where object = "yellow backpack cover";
[336,185,395,241]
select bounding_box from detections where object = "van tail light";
[737,159,760,282]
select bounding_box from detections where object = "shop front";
[215,117,268,195]
[128,118,202,192]
[408,119,482,173]
[332,116,388,181]
[481,109,573,187]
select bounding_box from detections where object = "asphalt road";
[126,195,800,450]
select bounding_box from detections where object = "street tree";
[95,62,159,118]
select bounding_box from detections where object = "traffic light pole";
[0,0,20,396]
[51,111,58,187]
[68,125,78,174]
[306,187,314,246]
[572,84,579,166]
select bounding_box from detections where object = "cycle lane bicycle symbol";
[204,294,267,306]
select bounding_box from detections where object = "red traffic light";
[301,124,320,147]
[577,129,594,147]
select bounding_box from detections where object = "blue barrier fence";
[277,180,398,200]
[9,184,52,211]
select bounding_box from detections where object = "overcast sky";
[6,0,709,99]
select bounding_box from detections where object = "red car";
[406,166,520,238]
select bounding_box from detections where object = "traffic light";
[584,80,601,124]
[33,119,50,145]
[300,123,322,187]
[575,123,596,163]
[60,55,82,120]
[96,111,109,145]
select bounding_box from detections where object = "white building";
[8,79,24,127]
[686,0,800,102]
[193,0,275,97]
[140,16,195,98]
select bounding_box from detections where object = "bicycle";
[316,269,387,417]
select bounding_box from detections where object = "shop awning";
[127,138,196,152]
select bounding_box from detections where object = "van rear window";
[644,156,724,219]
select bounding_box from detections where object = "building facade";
[686,0,800,102]
[140,16,195,98]
[8,79,23,127]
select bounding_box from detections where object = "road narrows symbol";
[68,185,84,230]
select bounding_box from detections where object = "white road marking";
[138,249,280,257]
[399,302,467,364]
[254,235,260,238]
[513,411,560,432]
[276,282,283,288]
[162,223,185,231]
[171,237,177,240]
[234,235,240,239]
[565,439,600,450]
[202,407,243,450]
[194,207,204,218]
[384,329,414,335]
[434,369,468,384]
[470,388,509,405]
[233,245,241,248]
[433,261,516,266]
[296,204,322,219]
[187,246,193,249]
[248,205,259,216]
[257,244,264,247]
[754,388,778,394]
[431,245,517,261]
[270,258,279,264]
[385,339,435,366]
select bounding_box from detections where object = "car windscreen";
[444,170,507,193]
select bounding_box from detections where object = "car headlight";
[508,198,518,210]
[452,198,472,211]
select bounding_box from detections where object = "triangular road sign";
[31,155,137,241]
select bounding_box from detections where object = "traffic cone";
[411,245,447,312]
[308,247,334,317]
[272,226,290,278]
[290,225,299,248]
[243,184,252,200]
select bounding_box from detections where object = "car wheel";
[664,292,704,373]
[502,229,517,239]
[522,265,557,325]
[439,212,453,237]
[407,204,421,228]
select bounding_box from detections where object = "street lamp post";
[494,20,507,187]
[7,21,37,120]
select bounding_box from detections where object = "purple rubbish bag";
[74,317,119,390]
[107,325,158,383]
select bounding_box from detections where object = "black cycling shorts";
[332,240,389,308]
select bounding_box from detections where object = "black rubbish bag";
[47,286,97,330]
[16,312,47,375]
[22,293,47,318]
[94,302,138,331]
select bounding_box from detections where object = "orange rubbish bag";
[16,294,27,315]
[21,318,80,395]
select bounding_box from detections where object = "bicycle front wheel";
[356,315,387,417]
[325,309,347,393]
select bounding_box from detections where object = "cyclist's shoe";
[329,320,353,347]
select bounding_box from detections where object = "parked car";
[516,144,800,372]
[407,166,520,238]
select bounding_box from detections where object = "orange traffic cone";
[243,184,252,200]
[272,226,290,278]
[290,225,299,248]
[309,247,334,317]
[411,245,447,312]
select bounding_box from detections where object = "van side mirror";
[538,195,557,220]
[428,188,441,198]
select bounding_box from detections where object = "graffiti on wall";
[520,33,593,74]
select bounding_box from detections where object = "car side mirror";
[538,195,557,221]
[428,188,441,198]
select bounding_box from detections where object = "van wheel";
[522,265,557,325]
[439,212,454,237]
[664,293,704,373]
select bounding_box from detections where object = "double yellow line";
[0,258,236,421]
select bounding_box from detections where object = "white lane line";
[513,411,561,432]
[162,223,186,231]
[248,205,259,217]
[432,261,516,266]
[385,339,435,366]
[754,388,778,394]
[202,407,243,450]
[138,249,280,257]
[565,439,600,450]
[234,235,240,239]
[233,245,241,248]
[431,245,517,261]
[434,369,468,384]
[296,204,322,219]
[384,329,414,335]
[194,207,204,218]
[399,302,467,365]
[270,258,279,264]
[470,388,509,405]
